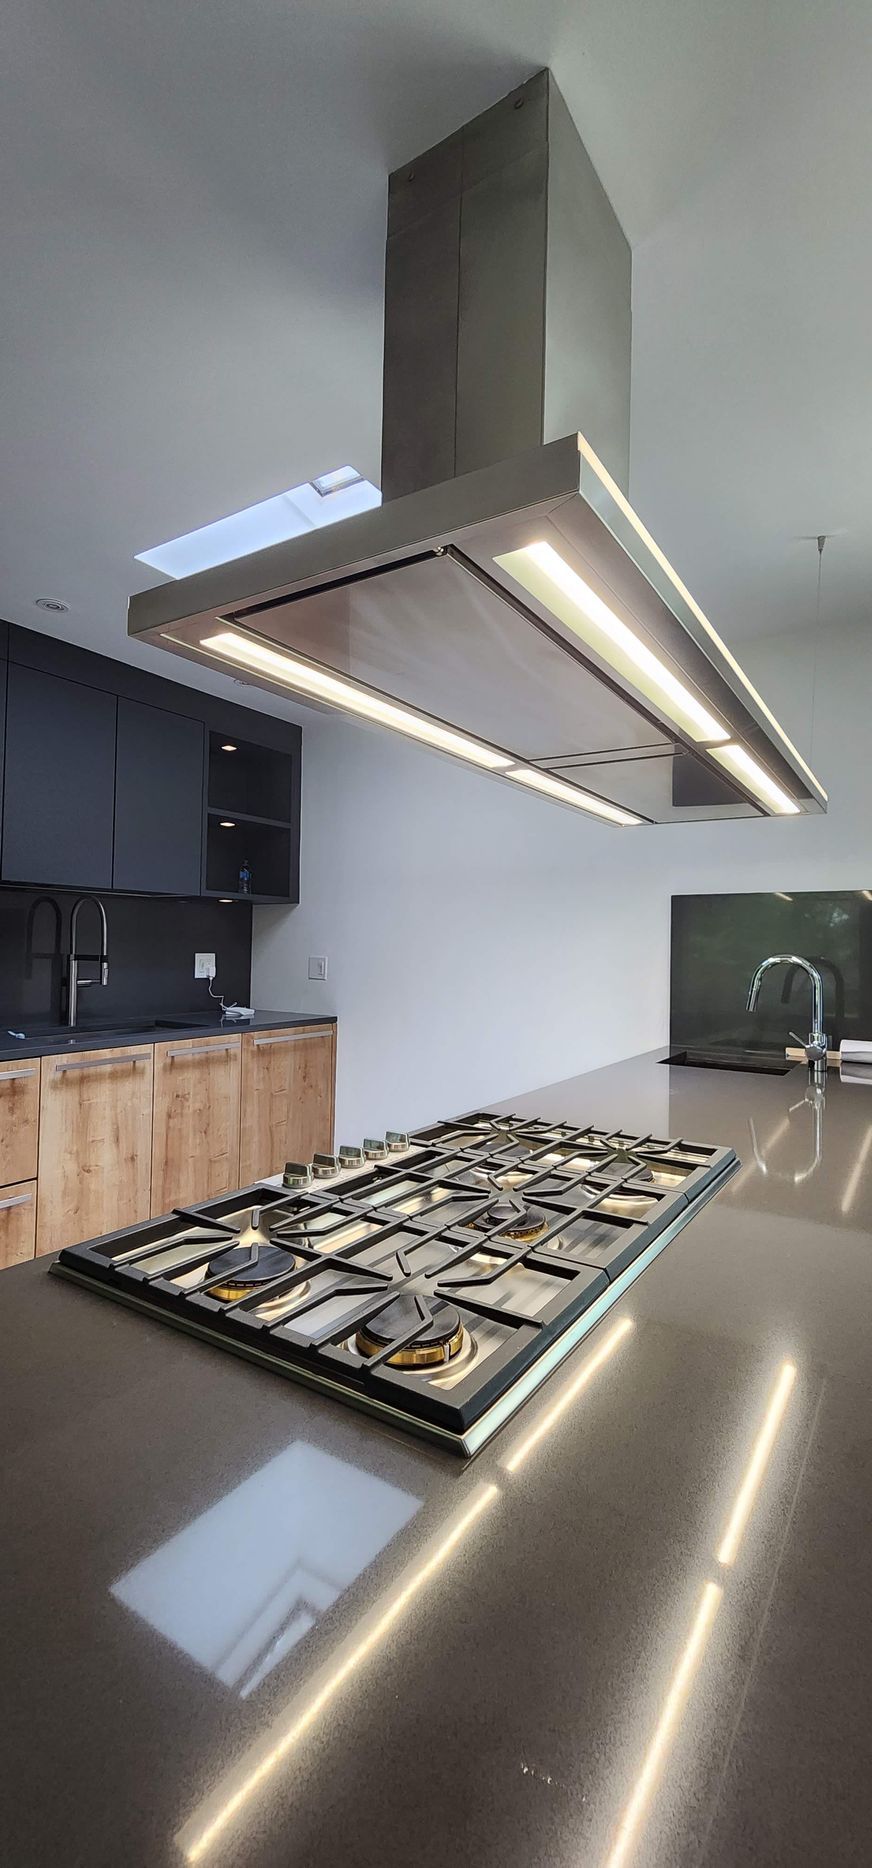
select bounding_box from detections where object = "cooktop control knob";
[282,1161,313,1189]
[385,1131,409,1153]
[363,1137,388,1160]
[312,1152,339,1179]
[339,1145,365,1170]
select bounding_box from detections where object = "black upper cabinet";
[0,624,300,899]
[113,699,204,895]
[2,665,117,888]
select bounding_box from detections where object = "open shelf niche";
[205,731,296,901]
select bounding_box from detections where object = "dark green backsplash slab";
[670,891,872,1051]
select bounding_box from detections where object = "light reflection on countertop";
[2,1047,872,1867]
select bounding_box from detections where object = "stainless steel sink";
[3,1018,216,1044]
[662,1048,794,1076]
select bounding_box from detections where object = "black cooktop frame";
[51,1113,737,1454]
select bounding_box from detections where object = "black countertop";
[2,1048,871,1867]
[0,1008,335,1062]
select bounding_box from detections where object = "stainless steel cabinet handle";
[0,1191,33,1211]
[53,1054,147,1073]
[165,1043,237,1059]
[252,1030,331,1048]
[0,1068,36,1083]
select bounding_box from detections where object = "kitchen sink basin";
[3,1018,216,1044]
[662,1048,794,1076]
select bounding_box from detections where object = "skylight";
[136,467,381,580]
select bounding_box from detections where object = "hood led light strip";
[575,434,827,802]
[191,629,643,826]
[507,767,642,826]
[495,540,731,748]
[709,743,801,816]
[197,630,512,772]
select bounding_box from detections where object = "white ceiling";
[2,0,870,721]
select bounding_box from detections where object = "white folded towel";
[841,1040,872,1065]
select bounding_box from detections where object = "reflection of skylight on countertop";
[111,1442,419,1698]
[135,467,381,579]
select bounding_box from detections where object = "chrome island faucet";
[746,953,828,1068]
[67,895,109,1028]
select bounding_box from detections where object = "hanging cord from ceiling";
[808,532,826,763]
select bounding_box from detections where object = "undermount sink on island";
[2,1046,871,1867]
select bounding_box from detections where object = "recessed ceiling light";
[219,898,233,904]
[136,468,381,580]
[34,597,69,613]
[220,743,237,753]
[219,820,236,829]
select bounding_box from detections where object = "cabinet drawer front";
[240,1026,335,1183]
[0,1059,40,1186]
[151,1037,241,1215]
[37,1047,154,1255]
[0,1180,36,1268]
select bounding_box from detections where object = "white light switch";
[308,955,328,981]
[194,952,216,979]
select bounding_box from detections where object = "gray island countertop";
[2,1048,871,1867]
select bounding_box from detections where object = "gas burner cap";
[356,1297,464,1368]
[208,1244,300,1300]
[469,1193,548,1242]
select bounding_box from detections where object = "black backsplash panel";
[0,889,252,1030]
[670,892,872,1051]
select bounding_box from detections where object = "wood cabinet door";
[0,1059,40,1185]
[0,1182,37,1267]
[240,1025,336,1183]
[151,1036,241,1215]
[37,1046,154,1254]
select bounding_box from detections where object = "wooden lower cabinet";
[151,1035,241,1215]
[0,1181,37,1267]
[0,1020,337,1268]
[36,1046,154,1255]
[240,1025,336,1182]
[0,1059,40,1186]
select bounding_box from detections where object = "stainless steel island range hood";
[129,70,826,826]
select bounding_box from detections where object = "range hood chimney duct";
[381,69,631,501]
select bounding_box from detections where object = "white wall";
[253,719,665,1139]
[252,619,867,1139]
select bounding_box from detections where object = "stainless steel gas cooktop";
[52,1113,736,1455]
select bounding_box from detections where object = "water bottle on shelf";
[238,857,252,896]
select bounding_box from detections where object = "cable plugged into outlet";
[194,952,216,980]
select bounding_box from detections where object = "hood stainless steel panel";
[129,70,826,824]
[129,433,826,822]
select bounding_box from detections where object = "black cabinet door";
[2,665,117,887]
[113,698,204,894]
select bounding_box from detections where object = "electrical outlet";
[308,955,328,981]
[194,952,216,980]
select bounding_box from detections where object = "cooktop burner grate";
[51,1111,737,1455]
